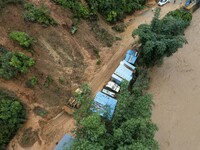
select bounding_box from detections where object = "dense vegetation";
[51,0,146,23]
[51,0,89,19]
[71,75,158,150]
[133,8,192,67]
[23,3,56,26]
[86,0,145,23]
[10,31,35,48]
[0,46,35,79]
[0,0,24,9]
[0,90,26,149]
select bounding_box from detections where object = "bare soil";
[149,8,200,150]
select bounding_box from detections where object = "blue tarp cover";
[54,134,74,150]
[125,49,137,65]
[92,92,117,120]
[114,64,133,82]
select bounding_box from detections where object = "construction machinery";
[62,88,82,115]
[62,97,81,115]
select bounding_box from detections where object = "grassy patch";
[20,128,39,147]
[43,75,54,88]
[92,24,120,47]
[112,23,127,33]
[33,106,48,117]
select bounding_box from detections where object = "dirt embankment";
[0,1,113,149]
[149,8,200,150]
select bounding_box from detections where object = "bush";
[51,0,89,19]
[0,90,26,149]
[26,76,38,88]
[0,50,35,79]
[92,24,120,47]
[23,3,56,26]
[10,31,35,48]
[43,75,54,88]
[112,23,127,33]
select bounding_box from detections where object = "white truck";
[105,81,120,93]
[102,88,116,98]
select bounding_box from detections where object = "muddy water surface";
[149,8,200,150]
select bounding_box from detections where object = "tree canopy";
[71,77,158,150]
[0,90,26,149]
[132,8,191,67]
[0,46,35,79]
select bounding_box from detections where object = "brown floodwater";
[149,8,200,150]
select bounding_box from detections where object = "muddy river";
[149,8,200,150]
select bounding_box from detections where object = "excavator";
[62,88,82,115]
[184,0,200,12]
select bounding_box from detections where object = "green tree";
[132,8,190,67]
[72,113,106,150]
[51,0,89,19]
[73,84,93,123]
[112,80,153,128]
[0,51,35,79]
[71,81,158,150]
[0,90,26,149]
[113,118,158,150]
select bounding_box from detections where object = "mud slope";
[149,8,200,150]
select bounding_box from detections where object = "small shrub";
[0,45,8,54]
[43,75,53,88]
[92,24,119,47]
[33,106,48,117]
[23,3,56,26]
[10,31,35,48]
[112,23,127,33]
[96,59,101,65]
[71,25,78,34]
[87,43,100,58]
[26,76,38,88]
[59,77,65,85]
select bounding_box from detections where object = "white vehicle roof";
[102,89,116,98]
[106,81,120,92]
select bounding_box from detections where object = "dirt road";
[149,8,200,150]
[89,2,181,97]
